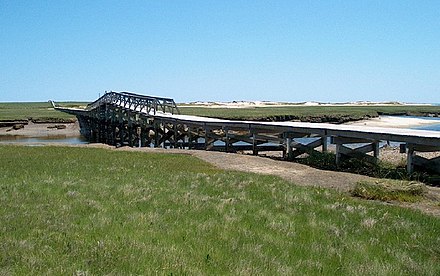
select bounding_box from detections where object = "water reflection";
[0,135,88,144]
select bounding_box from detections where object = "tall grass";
[0,146,439,274]
[0,102,84,121]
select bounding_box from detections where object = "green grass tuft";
[352,180,427,202]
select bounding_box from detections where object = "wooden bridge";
[53,91,440,174]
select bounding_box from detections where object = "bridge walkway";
[53,92,440,175]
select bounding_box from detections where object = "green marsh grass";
[0,146,439,274]
[2,101,440,122]
[352,180,427,202]
[179,105,440,121]
[0,102,84,121]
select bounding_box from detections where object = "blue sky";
[1,1,439,103]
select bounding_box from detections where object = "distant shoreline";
[179,101,435,109]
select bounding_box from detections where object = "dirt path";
[191,151,371,192]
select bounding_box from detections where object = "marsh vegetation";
[1,102,440,123]
[1,146,439,274]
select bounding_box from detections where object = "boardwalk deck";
[53,91,440,174]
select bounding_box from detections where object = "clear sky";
[1,1,439,103]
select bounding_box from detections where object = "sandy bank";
[0,121,81,138]
[346,115,439,128]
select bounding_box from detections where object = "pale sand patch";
[0,121,80,138]
[346,115,439,128]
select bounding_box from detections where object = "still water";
[409,116,440,131]
[0,135,88,145]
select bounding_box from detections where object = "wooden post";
[137,126,141,148]
[153,121,158,147]
[335,144,341,166]
[161,122,166,148]
[252,133,258,155]
[204,125,208,150]
[286,137,292,160]
[188,126,192,150]
[373,141,380,159]
[407,144,415,175]
[172,122,177,148]
[322,135,328,152]
[225,128,229,152]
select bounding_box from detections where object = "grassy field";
[1,146,439,274]
[1,101,440,122]
[0,102,83,122]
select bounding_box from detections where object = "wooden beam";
[331,136,376,144]
[336,144,378,164]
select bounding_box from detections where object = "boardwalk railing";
[53,91,440,175]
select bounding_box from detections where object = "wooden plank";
[331,136,376,144]
[284,132,317,139]
[337,144,377,163]
[291,138,323,150]
[411,145,440,152]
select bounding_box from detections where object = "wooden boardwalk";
[54,91,440,174]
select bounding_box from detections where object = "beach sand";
[346,115,439,128]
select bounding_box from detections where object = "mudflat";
[0,121,80,138]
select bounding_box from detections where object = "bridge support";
[332,136,380,166]
[402,144,440,174]
[283,132,328,161]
